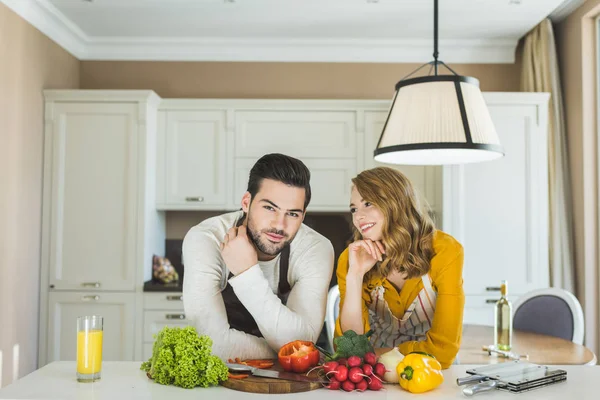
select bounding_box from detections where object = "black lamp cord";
[434,0,439,75]
[399,0,458,82]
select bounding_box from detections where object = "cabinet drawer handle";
[166,314,186,320]
[81,282,101,288]
[185,196,204,202]
[166,295,183,301]
[485,286,501,292]
[486,299,498,304]
[82,295,100,301]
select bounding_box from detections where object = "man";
[182,153,334,360]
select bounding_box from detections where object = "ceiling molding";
[549,0,585,22]
[1,0,517,63]
[1,0,88,58]
[83,37,517,63]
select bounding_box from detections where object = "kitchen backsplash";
[163,211,354,288]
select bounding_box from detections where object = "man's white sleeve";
[182,228,276,360]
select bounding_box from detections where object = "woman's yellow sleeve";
[397,243,465,369]
[334,248,371,338]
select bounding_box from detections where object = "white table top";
[0,361,598,400]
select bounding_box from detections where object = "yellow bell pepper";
[396,352,444,393]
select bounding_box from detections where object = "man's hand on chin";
[220,225,259,276]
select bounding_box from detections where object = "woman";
[334,167,464,368]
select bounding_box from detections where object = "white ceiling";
[1,0,583,63]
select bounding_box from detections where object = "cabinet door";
[364,111,442,218]
[233,158,356,211]
[46,103,138,291]
[159,111,227,208]
[443,102,549,297]
[46,292,135,363]
[235,110,357,159]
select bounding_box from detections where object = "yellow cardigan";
[334,230,464,369]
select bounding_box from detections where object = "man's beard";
[246,214,292,256]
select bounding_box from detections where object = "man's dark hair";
[247,153,312,210]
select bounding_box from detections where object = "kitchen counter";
[0,362,598,399]
[143,280,182,292]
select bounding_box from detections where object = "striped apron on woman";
[367,274,437,348]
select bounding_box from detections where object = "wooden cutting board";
[221,363,323,394]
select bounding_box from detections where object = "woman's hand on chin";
[348,239,386,277]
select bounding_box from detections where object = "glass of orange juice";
[76,315,103,382]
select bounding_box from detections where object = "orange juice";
[77,329,103,374]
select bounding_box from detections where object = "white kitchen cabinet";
[47,292,135,363]
[232,108,359,211]
[156,111,228,209]
[363,111,442,219]
[443,93,550,320]
[40,90,165,367]
[44,102,139,291]
[233,158,357,211]
[157,100,371,212]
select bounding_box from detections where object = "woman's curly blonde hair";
[351,167,436,280]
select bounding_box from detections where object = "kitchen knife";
[226,363,326,383]
[463,380,506,396]
[456,374,487,386]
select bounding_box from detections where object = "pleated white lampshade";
[374,75,504,165]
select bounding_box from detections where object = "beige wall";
[80,61,521,99]
[556,0,600,354]
[0,3,79,387]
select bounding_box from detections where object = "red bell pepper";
[277,340,320,373]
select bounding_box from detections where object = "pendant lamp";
[374,0,504,165]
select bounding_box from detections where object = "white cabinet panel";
[46,103,138,291]
[443,95,550,297]
[47,292,135,363]
[235,111,357,159]
[158,111,227,208]
[364,111,442,217]
[233,158,356,211]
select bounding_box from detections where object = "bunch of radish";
[319,352,385,392]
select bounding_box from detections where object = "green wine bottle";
[494,280,513,351]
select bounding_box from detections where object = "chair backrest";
[325,285,340,352]
[512,288,584,345]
